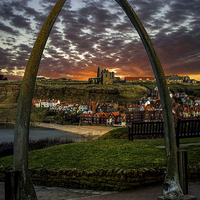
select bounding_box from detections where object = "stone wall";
[0,165,199,191]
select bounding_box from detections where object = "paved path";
[156,142,200,148]
[1,182,199,200]
[76,182,200,200]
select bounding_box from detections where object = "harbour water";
[0,124,87,143]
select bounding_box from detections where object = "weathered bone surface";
[163,177,184,200]
[14,0,66,199]
[115,0,184,199]
[14,0,184,199]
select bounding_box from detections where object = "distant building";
[81,113,93,124]
[36,76,46,81]
[165,75,190,83]
[183,79,197,84]
[125,77,156,83]
[151,90,160,100]
[97,67,100,78]
[32,99,41,107]
[194,97,200,105]
[125,75,196,84]
[33,99,60,108]
[88,67,121,84]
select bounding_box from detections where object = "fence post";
[128,125,131,140]
[177,150,188,195]
[5,170,20,200]
[176,118,181,147]
[131,121,134,141]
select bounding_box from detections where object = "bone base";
[157,194,196,200]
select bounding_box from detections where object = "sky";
[0,0,200,81]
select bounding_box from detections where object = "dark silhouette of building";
[97,67,100,78]
[88,67,121,84]
[0,69,8,80]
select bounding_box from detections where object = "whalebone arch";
[14,0,183,199]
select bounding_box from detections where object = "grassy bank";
[0,81,149,105]
[0,106,49,123]
[1,138,200,170]
[143,82,200,89]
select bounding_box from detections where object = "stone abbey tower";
[97,67,100,78]
[88,67,120,84]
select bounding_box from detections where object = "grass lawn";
[168,84,200,90]
[142,83,200,90]
[0,138,200,171]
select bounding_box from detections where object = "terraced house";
[81,113,93,124]
[81,112,126,126]
[32,99,60,108]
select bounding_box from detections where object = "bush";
[0,137,74,157]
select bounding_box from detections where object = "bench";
[176,118,200,147]
[128,119,200,147]
[128,121,164,141]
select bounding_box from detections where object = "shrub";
[0,137,74,157]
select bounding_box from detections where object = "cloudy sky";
[0,0,200,81]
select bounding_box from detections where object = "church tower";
[97,67,100,78]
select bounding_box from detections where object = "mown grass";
[0,138,199,171]
[142,83,200,90]
[142,83,157,89]
[168,84,200,90]
[98,128,129,140]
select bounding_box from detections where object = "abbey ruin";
[88,67,121,84]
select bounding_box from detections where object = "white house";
[49,99,60,108]
[194,98,200,105]
[40,99,51,108]
[139,105,145,111]
[144,100,151,106]
[32,99,41,107]
[41,99,60,108]
[78,103,88,112]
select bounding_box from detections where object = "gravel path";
[1,182,199,200]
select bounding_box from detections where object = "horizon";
[3,70,200,82]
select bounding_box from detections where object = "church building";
[88,67,120,84]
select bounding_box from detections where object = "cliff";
[0,82,21,103]
[0,81,149,105]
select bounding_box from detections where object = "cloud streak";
[0,0,200,81]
